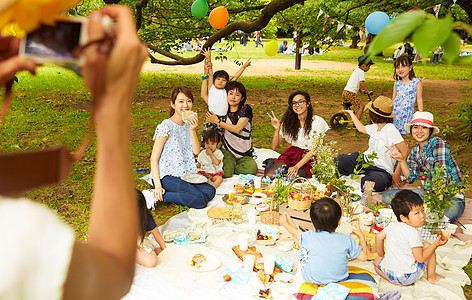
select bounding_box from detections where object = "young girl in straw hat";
[335,96,409,192]
[382,111,465,223]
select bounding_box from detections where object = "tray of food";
[222,193,250,205]
[207,207,232,219]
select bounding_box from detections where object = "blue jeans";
[155,176,215,209]
[382,188,465,223]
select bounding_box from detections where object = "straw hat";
[365,96,395,118]
[404,111,440,135]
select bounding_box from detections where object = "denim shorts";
[378,259,425,285]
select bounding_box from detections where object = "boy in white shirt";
[342,55,374,120]
[374,190,446,285]
[201,49,251,138]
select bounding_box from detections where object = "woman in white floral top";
[150,86,215,208]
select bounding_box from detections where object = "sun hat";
[365,96,395,118]
[404,111,440,135]
[358,55,374,65]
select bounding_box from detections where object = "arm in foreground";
[63,6,147,300]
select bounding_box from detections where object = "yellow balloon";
[265,40,278,56]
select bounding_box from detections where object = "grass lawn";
[1,42,472,296]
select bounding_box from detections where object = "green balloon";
[191,0,208,19]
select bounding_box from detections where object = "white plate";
[274,273,296,286]
[182,174,208,184]
[185,252,221,272]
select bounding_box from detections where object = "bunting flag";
[336,21,344,32]
[329,17,335,24]
[317,9,324,20]
[433,4,441,17]
[323,15,328,25]
[452,0,456,5]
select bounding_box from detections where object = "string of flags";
[315,0,458,36]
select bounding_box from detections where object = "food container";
[463,224,472,236]
[447,224,458,234]
[288,178,315,211]
[276,240,294,252]
[353,204,365,215]
[274,273,295,286]
[378,208,394,219]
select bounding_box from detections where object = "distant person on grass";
[0,6,146,299]
[265,91,329,179]
[375,190,446,285]
[201,48,251,140]
[342,55,374,120]
[150,86,215,209]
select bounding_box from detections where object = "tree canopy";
[77,0,471,65]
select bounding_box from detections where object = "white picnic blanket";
[123,193,472,300]
[128,147,472,300]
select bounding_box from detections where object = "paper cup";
[263,254,275,275]
[248,209,257,225]
[239,233,249,251]
[243,254,255,270]
[253,177,262,189]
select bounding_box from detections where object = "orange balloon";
[209,6,228,29]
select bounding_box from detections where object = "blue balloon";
[365,11,390,35]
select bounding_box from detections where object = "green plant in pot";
[422,166,468,231]
[310,134,377,218]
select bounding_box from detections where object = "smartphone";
[19,16,88,70]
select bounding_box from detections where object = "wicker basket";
[287,177,315,211]
[260,198,279,225]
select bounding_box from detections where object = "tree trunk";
[350,35,359,49]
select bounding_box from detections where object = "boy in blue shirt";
[280,197,368,284]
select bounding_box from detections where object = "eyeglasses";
[292,99,306,107]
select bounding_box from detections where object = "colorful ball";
[209,6,229,29]
[265,40,278,56]
[365,11,390,35]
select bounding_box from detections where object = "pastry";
[256,270,270,286]
[189,253,206,268]
[182,110,196,122]
[189,232,202,241]
[234,184,245,194]
[437,229,451,241]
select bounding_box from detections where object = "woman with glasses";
[265,91,329,179]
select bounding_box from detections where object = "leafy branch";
[367,11,472,64]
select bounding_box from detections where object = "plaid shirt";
[406,136,462,185]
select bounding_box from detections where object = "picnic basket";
[287,177,315,211]
[260,198,279,225]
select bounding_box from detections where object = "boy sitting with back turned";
[280,197,368,285]
[374,190,446,285]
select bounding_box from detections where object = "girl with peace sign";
[382,112,465,223]
[264,91,329,179]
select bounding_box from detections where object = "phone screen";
[24,21,83,60]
